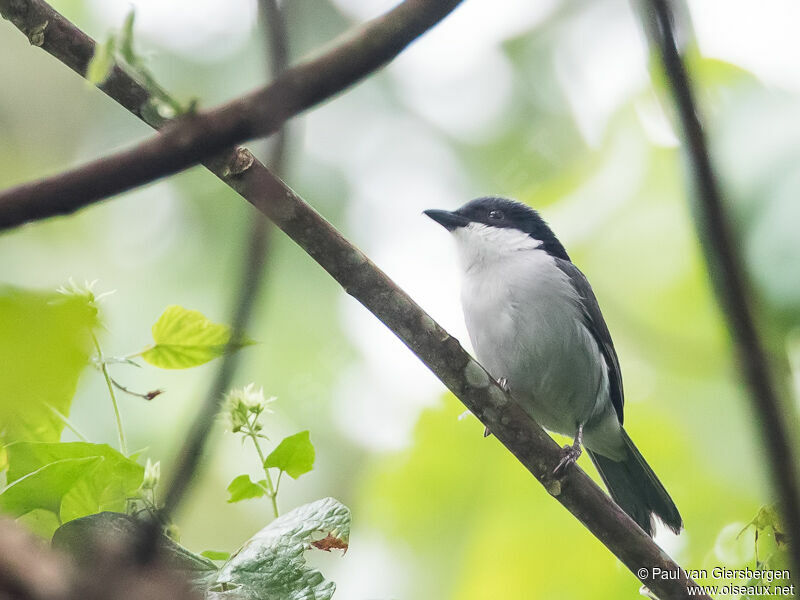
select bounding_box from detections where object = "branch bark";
[641,0,800,582]
[0,0,463,228]
[0,1,710,598]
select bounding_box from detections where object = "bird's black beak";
[423,209,470,231]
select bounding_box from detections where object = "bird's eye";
[488,210,504,221]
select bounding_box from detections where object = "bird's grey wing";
[554,258,624,424]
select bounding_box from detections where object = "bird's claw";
[553,443,582,476]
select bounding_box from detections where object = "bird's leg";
[484,377,511,438]
[553,423,584,475]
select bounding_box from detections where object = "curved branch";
[641,0,800,580]
[0,0,464,228]
[0,1,710,597]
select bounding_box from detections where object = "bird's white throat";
[451,223,543,273]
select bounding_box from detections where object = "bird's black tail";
[587,429,682,536]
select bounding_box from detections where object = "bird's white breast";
[452,224,609,437]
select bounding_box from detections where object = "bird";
[424,196,682,537]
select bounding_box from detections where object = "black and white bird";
[424,197,682,536]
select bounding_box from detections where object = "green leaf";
[211,497,350,600]
[739,505,783,539]
[16,508,62,539]
[141,305,254,369]
[118,9,137,65]
[5,442,144,523]
[227,475,266,503]
[202,550,232,561]
[86,36,116,85]
[0,456,101,517]
[0,287,97,444]
[264,431,315,480]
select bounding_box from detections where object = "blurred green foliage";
[359,395,759,598]
[0,281,345,595]
[0,287,97,443]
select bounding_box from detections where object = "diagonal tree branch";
[0,0,464,228]
[0,2,710,598]
[641,0,800,582]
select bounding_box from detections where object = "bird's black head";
[424,197,570,261]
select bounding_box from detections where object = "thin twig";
[92,332,128,456]
[640,0,800,582]
[48,404,89,442]
[108,376,163,401]
[148,0,290,554]
[0,2,712,597]
[0,0,465,229]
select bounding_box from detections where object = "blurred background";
[2,0,800,597]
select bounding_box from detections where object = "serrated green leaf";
[212,497,350,600]
[264,431,314,480]
[0,287,97,444]
[0,456,101,517]
[202,550,232,561]
[5,441,144,523]
[227,474,266,503]
[86,36,116,85]
[141,305,254,369]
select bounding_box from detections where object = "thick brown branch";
[0,0,463,228]
[0,1,709,597]
[641,0,800,581]
[0,517,199,600]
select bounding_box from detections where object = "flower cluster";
[225,383,275,434]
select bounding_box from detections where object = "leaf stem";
[47,404,89,442]
[92,332,128,456]
[244,414,279,519]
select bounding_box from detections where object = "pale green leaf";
[5,441,144,523]
[0,287,97,444]
[739,504,783,539]
[226,475,266,503]
[264,431,315,480]
[141,305,254,369]
[16,508,61,539]
[202,550,232,561]
[118,9,137,65]
[0,457,101,517]
[86,36,116,85]
[211,497,350,600]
